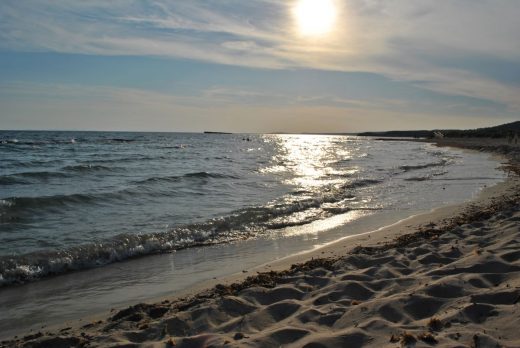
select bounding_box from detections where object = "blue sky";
[0,0,518,132]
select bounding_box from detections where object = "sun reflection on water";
[261,134,357,192]
[256,134,382,237]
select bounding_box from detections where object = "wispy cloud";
[1,0,519,113]
[1,81,513,132]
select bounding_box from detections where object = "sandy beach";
[3,138,520,348]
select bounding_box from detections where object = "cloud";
[1,81,515,133]
[0,0,519,113]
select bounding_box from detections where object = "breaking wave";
[399,159,450,172]
[0,177,383,286]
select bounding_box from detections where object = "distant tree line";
[358,121,520,138]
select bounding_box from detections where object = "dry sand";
[3,139,520,348]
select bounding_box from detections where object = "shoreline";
[3,138,520,347]
[121,138,518,303]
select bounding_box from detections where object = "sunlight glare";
[293,0,337,37]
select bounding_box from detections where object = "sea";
[0,131,507,338]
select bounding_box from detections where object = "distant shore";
[3,138,520,348]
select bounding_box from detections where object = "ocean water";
[0,131,506,288]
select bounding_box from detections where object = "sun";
[293,0,338,37]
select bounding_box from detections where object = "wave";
[0,137,142,148]
[0,139,77,146]
[183,171,238,179]
[0,176,30,185]
[0,172,241,217]
[431,176,503,181]
[62,164,118,173]
[404,176,431,182]
[333,158,351,165]
[107,138,135,143]
[322,206,353,214]
[0,190,134,220]
[0,166,111,185]
[341,178,382,189]
[1,170,70,182]
[0,194,98,215]
[432,171,449,177]
[134,172,239,185]
[82,155,170,164]
[162,144,188,149]
[134,176,182,185]
[1,159,65,169]
[266,215,322,229]
[0,227,223,286]
[398,159,449,172]
[0,176,384,286]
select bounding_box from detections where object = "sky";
[0,0,519,133]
